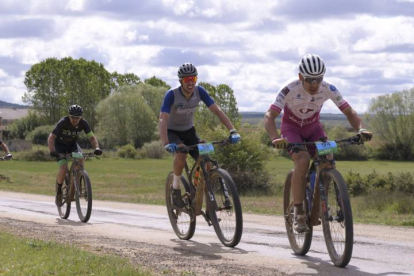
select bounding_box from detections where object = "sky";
[0,0,413,113]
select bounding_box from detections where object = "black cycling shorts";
[167,127,201,160]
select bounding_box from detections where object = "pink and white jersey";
[270,78,350,127]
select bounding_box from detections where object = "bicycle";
[57,152,96,223]
[283,135,364,267]
[165,139,243,247]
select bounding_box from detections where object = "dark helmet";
[177,63,198,78]
[299,54,326,78]
[68,104,83,116]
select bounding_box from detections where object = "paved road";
[0,191,413,275]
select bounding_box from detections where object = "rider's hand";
[50,151,59,158]
[94,148,103,156]
[358,129,373,142]
[229,129,241,144]
[272,138,289,149]
[5,153,12,160]
[164,143,177,153]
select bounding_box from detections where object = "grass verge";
[0,230,150,276]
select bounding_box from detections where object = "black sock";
[57,183,63,192]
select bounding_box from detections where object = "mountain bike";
[283,135,364,267]
[57,152,96,223]
[165,139,243,247]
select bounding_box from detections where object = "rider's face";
[180,76,197,95]
[69,115,82,126]
[299,73,323,95]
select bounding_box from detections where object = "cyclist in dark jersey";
[264,54,372,232]
[0,140,12,160]
[159,63,241,208]
[48,104,102,207]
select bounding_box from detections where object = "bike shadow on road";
[292,254,410,276]
[55,219,104,227]
[170,239,249,260]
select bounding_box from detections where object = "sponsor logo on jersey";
[329,84,337,91]
[281,87,290,96]
[296,94,301,98]
[311,97,315,102]
[177,107,197,115]
[336,96,342,101]
[299,108,315,114]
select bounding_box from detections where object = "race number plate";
[315,141,338,155]
[198,143,215,155]
[71,152,83,159]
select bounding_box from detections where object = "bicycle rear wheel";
[165,172,196,240]
[208,169,243,247]
[320,169,353,267]
[57,174,71,219]
[283,169,312,255]
[75,170,92,223]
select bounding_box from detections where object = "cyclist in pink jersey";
[264,54,372,233]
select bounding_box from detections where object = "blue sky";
[0,0,413,113]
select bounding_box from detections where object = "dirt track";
[1,191,413,275]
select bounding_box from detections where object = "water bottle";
[194,166,200,187]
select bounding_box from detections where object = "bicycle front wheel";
[208,169,243,247]
[165,172,196,240]
[320,169,353,267]
[75,170,92,223]
[283,169,312,255]
[57,174,71,219]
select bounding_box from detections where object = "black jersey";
[52,117,92,145]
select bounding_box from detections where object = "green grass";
[0,156,413,226]
[0,230,150,276]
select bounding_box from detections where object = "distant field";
[0,157,413,225]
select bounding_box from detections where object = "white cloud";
[0,0,413,114]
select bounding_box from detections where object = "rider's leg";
[172,151,187,189]
[55,161,68,206]
[292,151,310,232]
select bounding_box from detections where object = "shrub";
[26,125,54,145]
[17,150,54,161]
[140,140,167,159]
[118,144,137,159]
[202,128,271,194]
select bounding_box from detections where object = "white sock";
[173,174,181,189]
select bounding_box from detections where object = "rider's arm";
[264,108,281,140]
[209,104,235,131]
[48,133,56,152]
[342,106,363,132]
[158,112,170,146]
[88,134,100,149]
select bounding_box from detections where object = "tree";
[95,85,157,148]
[112,72,141,90]
[194,82,241,134]
[366,88,414,160]
[23,57,114,128]
[144,76,171,89]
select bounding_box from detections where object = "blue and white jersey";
[160,85,215,131]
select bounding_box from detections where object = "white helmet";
[299,54,326,78]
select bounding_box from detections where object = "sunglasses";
[304,76,323,84]
[181,76,198,83]
[70,115,82,120]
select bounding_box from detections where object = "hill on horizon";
[0,100,29,109]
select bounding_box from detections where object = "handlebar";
[175,139,230,153]
[57,152,97,159]
[287,134,363,148]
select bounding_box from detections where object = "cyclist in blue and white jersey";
[159,63,241,208]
